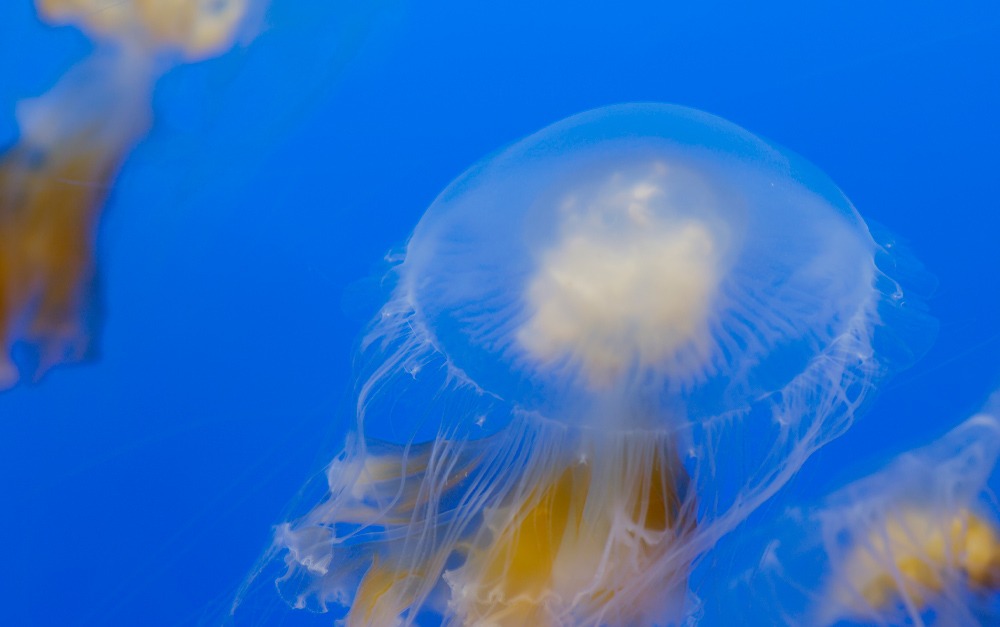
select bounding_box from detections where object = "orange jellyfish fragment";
[255,104,934,625]
[738,396,1000,626]
[813,409,1000,626]
[0,0,264,389]
[832,507,1000,620]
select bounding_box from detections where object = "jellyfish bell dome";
[399,103,885,431]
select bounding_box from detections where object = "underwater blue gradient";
[0,1,998,625]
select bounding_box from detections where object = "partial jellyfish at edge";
[733,391,1000,627]
[0,0,267,389]
[242,103,937,626]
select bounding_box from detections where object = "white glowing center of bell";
[518,166,722,386]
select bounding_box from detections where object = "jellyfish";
[0,0,265,389]
[735,393,1000,627]
[254,104,935,625]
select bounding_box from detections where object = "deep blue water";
[0,1,998,625]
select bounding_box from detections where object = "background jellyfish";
[243,103,936,626]
[729,392,1000,627]
[0,0,266,389]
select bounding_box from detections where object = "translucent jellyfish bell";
[263,104,934,625]
[404,104,895,427]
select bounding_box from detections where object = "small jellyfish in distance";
[742,396,1000,627]
[258,104,935,625]
[0,0,265,389]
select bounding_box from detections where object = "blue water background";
[0,1,998,624]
